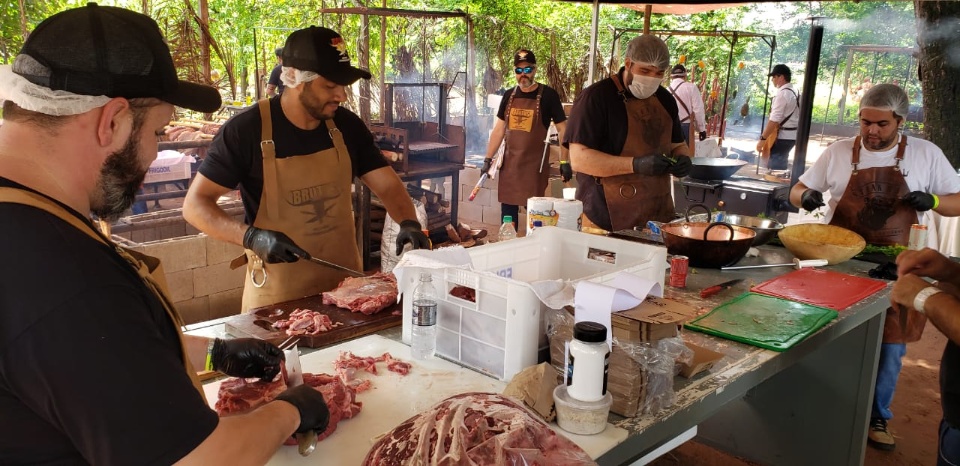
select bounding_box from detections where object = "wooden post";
[198,0,212,119]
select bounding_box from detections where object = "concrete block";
[209,288,244,320]
[165,269,194,302]
[478,187,497,207]
[137,235,207,273]
[482,205,504,225]
[458,202,483,224]
[193,262,246,297]
[460,167,482,187]
[186,223,202,236]
[174,296,210,325]
[205,235,244,265]
[158,223,186,241]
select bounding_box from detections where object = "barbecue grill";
[673,175,792,224]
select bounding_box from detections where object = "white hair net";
[0,64,110,116]
[860,83,910,119]
[279,66,320,89]
[625,35,671,71]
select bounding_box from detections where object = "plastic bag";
[380,198,428,274]
[615,336,693,415]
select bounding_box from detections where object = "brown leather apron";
[498,85,548,206]
[0,187,206,402]
[236,99,361,312]
[828,134,926,343]
[589,72,675,231]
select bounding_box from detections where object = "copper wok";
[661,222,756,268]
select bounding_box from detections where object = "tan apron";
[588,72,675,231]
[498,85,548,206]
[0,187,206,402]
[236,99,361,312]
[828,135,926,343]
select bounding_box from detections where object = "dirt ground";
[648,319,946,466]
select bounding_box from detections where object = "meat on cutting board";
[363,392,596,466]
[321,272,398,315]
[334,351,412,393]
[272,308,343,336]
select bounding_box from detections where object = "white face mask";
[629,75,661,99]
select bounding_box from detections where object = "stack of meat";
[163,121,221,156]
[321,272,398,315]
[272,308,342,336]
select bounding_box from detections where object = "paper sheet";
[573,272,663,349]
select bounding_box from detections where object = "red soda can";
[669,255,689,288]
[908,224,928,251]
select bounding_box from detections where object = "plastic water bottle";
[498,215,518,241]
[411,272,438,360]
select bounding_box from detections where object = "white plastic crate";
[399,227,666,381]
[144,151,194,184]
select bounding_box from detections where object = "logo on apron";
[285,183,343,235]
[508,107,536,132]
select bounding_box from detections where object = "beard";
[863,131,898,151]
[300,85,337,120]
[91,134,148,220]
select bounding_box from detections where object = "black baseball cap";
[12,3,221,113]
[768,64,792,79]
[282,26,372,86]
[514,49,537,66]
[671,64,687,77]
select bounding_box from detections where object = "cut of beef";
[333,351,412,391]
[271,308,342,336]
[362,392,596,466]
[321,272,398,315]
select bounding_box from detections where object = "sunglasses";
[515,66,535,74]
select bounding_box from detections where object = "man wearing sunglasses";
[482,49,569,231]
[563,35,692,232]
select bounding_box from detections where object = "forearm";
[934,193,960,217]
[183,181,248,246]
[759,121,780,141]
[923,291,960,345]
[555,122,569,162]
[668,142,691,159]
[568,143,634,177]
[365,168,418,225]
[176,402,299,465]
[485,120,506,160]
[789,182,810,208]
[183,335,213,371]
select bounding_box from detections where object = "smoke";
[917,17,960,68]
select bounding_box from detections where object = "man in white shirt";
[667,64,707,144]
[755,64,800,170]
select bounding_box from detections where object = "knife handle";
[700,286,722,299]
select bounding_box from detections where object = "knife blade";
[283,346,317,456]
[297,254,365,278]
[700,278,744,299]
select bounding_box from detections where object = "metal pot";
[724,214,784,246]
[661,222,756,268]
[687,157,748,181]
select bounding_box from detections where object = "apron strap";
[610,72,629,102]
[852,136,862,175]
[668,82,692,123]
[894,134,908,170]
[258,98,281,221]
[325,119,349,163]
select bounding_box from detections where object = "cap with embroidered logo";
[282,26,372,85]
[514,49,537,66]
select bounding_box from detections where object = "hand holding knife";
[700,278,744,299]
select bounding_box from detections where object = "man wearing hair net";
[184,26,429,311]
[266,47,285,97]
[790,83,960,451]
[563,34,692,232]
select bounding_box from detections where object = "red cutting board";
[223,294,402,348]
[750,268,888,311]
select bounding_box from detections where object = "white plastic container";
[567,321,609,402]
[398,227,667,381]
[554,384,612,435]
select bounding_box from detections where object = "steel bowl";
[661,222,756,268]
[687,157,748,181]
[724,214,784,246]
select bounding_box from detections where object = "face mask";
[629,75,661,99]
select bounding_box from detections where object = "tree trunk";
[915,0,960,168]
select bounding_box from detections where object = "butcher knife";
[283,346,318,456]
[700,278,744,299]
[296,253,365,278]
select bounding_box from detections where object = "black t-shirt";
[199,96,389,224]
[942,341,960,427]
[0,178,218,465]
[562,69,684,231]
[496,84,568,129]
[267,65,285,95]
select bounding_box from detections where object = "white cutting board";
[203,334,628,464]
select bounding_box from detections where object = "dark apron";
[0,187,207,402]
[829,134,926,343]
[233,99,361,312]
[587,72,675,231]
[498,85,548,206]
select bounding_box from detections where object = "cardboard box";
[145,151,194,184]
[679,342,725,378]
[612,297,698,342]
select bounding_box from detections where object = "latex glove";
[631,154,674,176]
[559,161,573,182]
[274,385,330,434]
[699,131,707,141]
[481,158,493,175]
[210,338,284,382]
[901,191,936,212]
[396,220,431,255]
[243,226,308,263]
[669,155,692,178]
[800,189,825,212]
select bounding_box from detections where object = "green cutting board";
[685,293,839,351]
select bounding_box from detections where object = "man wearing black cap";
[668,64,707,145]
[0,4,330,463]
[756,63,800,171]
[266,47,286,97]
[185,26,429,311]
[481,49,569,231]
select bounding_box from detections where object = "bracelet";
[914,286,944,314]
[204,339,217,372]
[560,160,569,165]
[760,137,767,141]
[933,194,941,210]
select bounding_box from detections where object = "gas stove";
[673,175,792,224]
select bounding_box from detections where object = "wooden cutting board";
[223,295,402,348]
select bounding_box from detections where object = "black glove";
[559,161,573,182]
[632,154,674,176]
[243,227,308,263]
[669,155,692,178]
[901,191,936,212]
[800,189,825,211]
[699,131,707,141]
[481,158,493,175]
[396,220,431,255]
[210,338,284,382]
[274,384,330,434]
